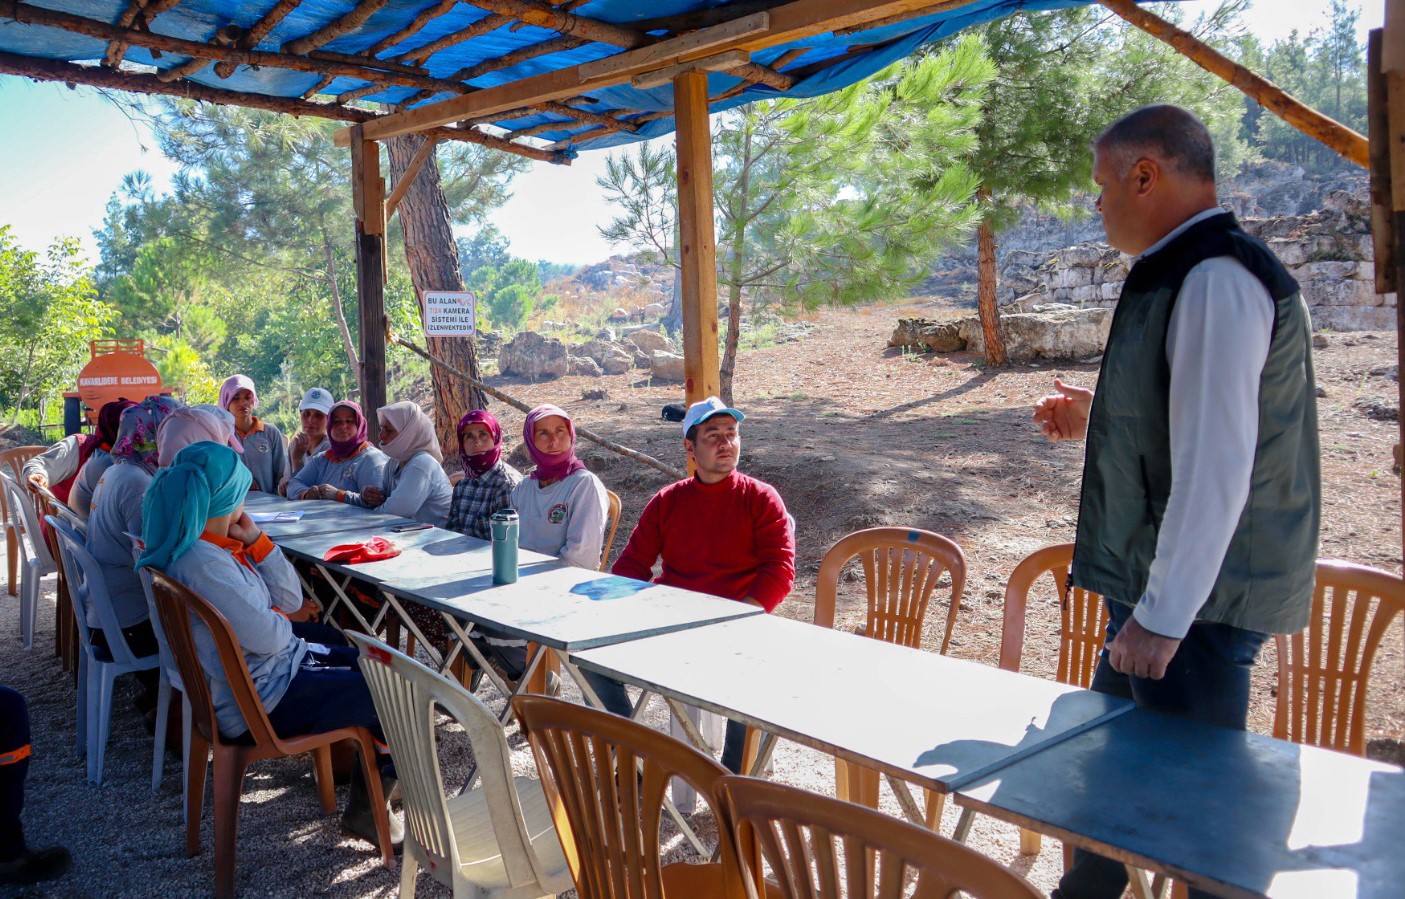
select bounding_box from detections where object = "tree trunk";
[719,282,743,406]
[321,232,361,382]
[386,134,487,450]
[976,195,1008,367]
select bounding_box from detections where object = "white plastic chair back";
[349,632,571,898]
[5,473,56,648]
[48,499,87,539]
[49,514,159,784]
[140,566,191,795]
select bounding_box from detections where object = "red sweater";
[611,471,795,612]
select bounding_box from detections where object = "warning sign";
[421,291,477,337]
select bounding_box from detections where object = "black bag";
[661,402,686,422]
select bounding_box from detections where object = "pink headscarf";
[457,409,502,477]
[523,404,586,482]
[377,401,443,464]
[327,400,369,460]
[218,374,258,412]
[157,406,243,467]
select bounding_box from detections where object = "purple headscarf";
[457,409,503,477]
[523,404,586,482]
[218,374,258,412]
[80,398,137,467]
[111,395,185,473]
[327,400,369,460]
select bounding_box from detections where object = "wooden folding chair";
[815,526,966,823]
[1000,543,1108,856]
[1276,560,1405,756]
[147,570,394,898]
[513,694,769,899]
[718,776,1041,899]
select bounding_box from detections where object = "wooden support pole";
[351,127,388,421]
[1380,0,1405,557]
[1099,0,1368,169]
[385,137,437,221]
[674,70,721,407]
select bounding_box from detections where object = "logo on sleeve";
[547,503,568,525]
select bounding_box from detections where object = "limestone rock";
[568,356,602,377]
[650,350,686,381]
[958,308,1112,363]
[499,331,568,380]
[888,318,966,353]
[628,328,673,354]
[574,339,633,375]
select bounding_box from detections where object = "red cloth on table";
[322,537,400,565]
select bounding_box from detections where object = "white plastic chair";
[48,515,160,784]
[348,632,572,899]
[139,567,192,798]
[3,473,57,649]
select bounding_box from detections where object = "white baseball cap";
[681,396,744,437]
[299,387,334,415]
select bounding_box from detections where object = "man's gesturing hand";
[1107,616,1180,680]
[1032,378,1093,442]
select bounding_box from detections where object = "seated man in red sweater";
[587,396,795,772]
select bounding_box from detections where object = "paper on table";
[249,510,305,523]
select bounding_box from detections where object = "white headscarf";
[378,401,443,464]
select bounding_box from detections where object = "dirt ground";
[2,300,1400,898]
[489,300,1405,761]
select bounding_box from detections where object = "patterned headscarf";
[456,409,502,477]
[218,374,258,412]
[79,398,137,467]
[158,406,244,467]
[111,395,184,473]
[377,401,443,464]
[523,404,586,482]
[138,441,252,571]
[327,400,369,460]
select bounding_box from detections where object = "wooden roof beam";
[393,13,509,66]
[104,0,185,68]
[282,0,391,56]
[214,0,299,78]
[368,0,457,57]
[0,0,467,96]
[1099,0,1367,168]
[336,0,957,145]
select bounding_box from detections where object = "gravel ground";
[0,557,1065,898]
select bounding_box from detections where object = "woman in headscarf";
[360,401,451,526]
[138,441,400,847]
[67,398,138,518]
[156,405,243,466]
[219,374,288,493]
[286,401,388,505]
[84,395,183,701]
[511,404,609,570]
[444,409,522,541]
[22,398,134,509]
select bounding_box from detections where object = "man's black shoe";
[0,846,72,885]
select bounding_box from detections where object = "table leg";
[951,807,977,842]
[888,776,931,829]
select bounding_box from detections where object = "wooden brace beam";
[1099,0,1368,168]
[385,137,438,220]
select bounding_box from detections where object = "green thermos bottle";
[490,509,519,585]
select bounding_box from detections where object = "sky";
[0,0,1384,270]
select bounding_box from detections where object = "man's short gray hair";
[1095,105,1216,183]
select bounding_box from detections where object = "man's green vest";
[1071,212,1320,635]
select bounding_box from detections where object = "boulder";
[573,339,634,375]
[650,350,687,381]
[632,349,652,369]
[595,327,616,341]
[567,356,603,377]
[628,328,673,354]
[888,318,965,353]
[499,331,569,380]
[957,308,1112,363]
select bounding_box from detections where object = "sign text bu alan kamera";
[422,291,477,337]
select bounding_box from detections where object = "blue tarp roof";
[1,0,1095,155]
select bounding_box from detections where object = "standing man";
[592,396,795,773]
[1034,105,1320,899]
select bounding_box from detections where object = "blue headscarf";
[137,441,252,571]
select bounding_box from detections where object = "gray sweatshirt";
[237,419,289,494]
[164,537,307,738]
[86,462,152,628]
[379,452,452,527]
[70,451,114,520]
[511,468,609,571]
[287,445,389,505]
